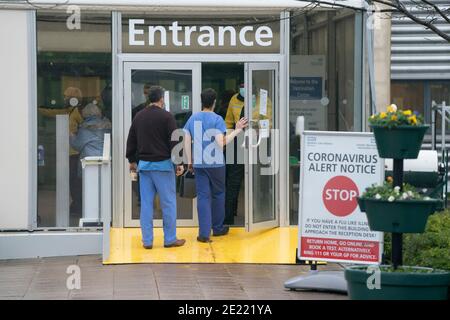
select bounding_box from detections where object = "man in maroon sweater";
[126,86,185,249]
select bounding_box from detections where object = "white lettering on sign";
[129,19,145,45]
[128,19,273,48]
[298,132,384,265]
[324,189,358,202]
[218,26,236,46]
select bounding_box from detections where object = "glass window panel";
[391,81,425,115]
[430,82,450,133]
[251,69,276,224]
[37,12,112,228]
[289,10,356,225]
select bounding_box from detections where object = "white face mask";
[239,88,245,97]
[69,97,79,107]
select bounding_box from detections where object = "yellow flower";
[370,114,375,119]
[387,104,397,113]
[391,115,398,121]
[403,110,412,116]
[408,115,417,124]
[380,112,387,119]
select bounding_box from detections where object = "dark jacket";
[126,104,178,163]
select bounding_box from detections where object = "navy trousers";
[194,166,226,238]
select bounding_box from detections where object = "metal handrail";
[431,100,449,154]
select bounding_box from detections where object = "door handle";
[241,129,262,149]
[243,135,249,149]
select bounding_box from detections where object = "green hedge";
[383,210,450,271]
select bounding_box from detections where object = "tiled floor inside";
[0,255,348,300]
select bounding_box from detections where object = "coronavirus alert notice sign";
[298,131,384,264]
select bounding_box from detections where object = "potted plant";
[345,105,450,300]
[369,104,429,159]
[358,182,441,233]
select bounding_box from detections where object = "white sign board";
[259,88,268,116]
[298,131,384,264]
[164,90,170,112]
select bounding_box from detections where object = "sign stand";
[285,117,383,294]
[285,254,347,293]
[284,268,347,293]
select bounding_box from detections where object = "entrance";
[122,61,280,232]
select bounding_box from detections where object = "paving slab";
[0,255,348,300]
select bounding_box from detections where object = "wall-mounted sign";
[289,55,327,131]
[290,77,323,100]
[181,95,190,110]
[122,17,280,54]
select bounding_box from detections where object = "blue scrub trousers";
[139,170,177,246]
[194,166,226,238]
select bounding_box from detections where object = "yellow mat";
[104,227,298,264]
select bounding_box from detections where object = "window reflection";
[37,12,112,228]
[289,10,357,225]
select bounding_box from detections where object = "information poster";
[298,131,384,264]
[290,55,327,131]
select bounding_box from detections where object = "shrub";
[383,210,450,270]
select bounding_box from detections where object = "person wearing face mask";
[223,83,273,225]
[38,86,84,215]
[184,88,248,242]
[224,84,246,225]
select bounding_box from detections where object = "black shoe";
[213,226,230,237]
[164,239,186,248]
[143,244,153,249]
[197,236,211,243]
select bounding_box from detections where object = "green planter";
[345,265,450,300]
[370,125,429,159]
[358,198,440,233]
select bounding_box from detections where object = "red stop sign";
[322,176,359,217]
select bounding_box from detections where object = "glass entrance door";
[123,62,201,227]
[244,63,279,231]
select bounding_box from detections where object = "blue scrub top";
[184,111,227,168]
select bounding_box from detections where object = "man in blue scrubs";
[184,88,248,242]
[126,86,185,249]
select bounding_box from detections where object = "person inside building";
[38,86,84,215]
[69,103,112,175]
[100,83,112,121]
[126,86,186,249]
[215,89,236,120]
[184,88,248,243]
[224,83,273,225]
[132,83,152,119]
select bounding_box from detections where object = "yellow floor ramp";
[104,227,298,264]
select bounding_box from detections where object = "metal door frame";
[123,61,201,227]
[113,53,288,229]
